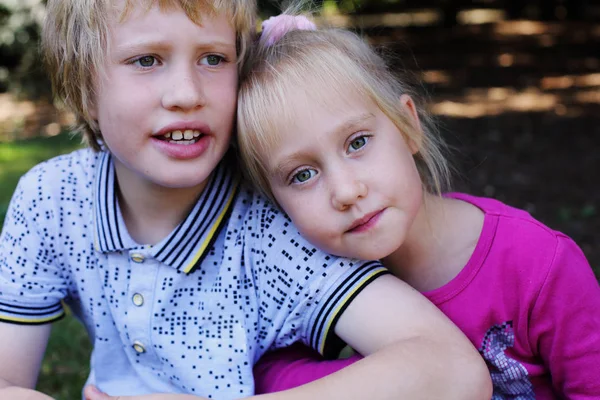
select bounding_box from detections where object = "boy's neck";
[113,160,209,246]
[382,195,484,293]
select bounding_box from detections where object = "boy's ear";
[399,94,422,154]
[88,101,98,120]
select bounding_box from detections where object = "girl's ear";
[399,94,423,154]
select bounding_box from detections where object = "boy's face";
[265,89,424,261]
[91,1,238,191]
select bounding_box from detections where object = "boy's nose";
[161,64,206,111]
[330,173,368,211]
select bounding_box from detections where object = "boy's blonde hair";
[42,0,256,151]
[237,21,451,203]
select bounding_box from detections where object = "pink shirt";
[254,194,600,399]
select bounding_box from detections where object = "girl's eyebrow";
[271,157,303,184]
[270,112,376,181]
[327,112,375,138]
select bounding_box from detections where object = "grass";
[0,133,92,399]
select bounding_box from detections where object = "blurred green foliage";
[0,0,51,99]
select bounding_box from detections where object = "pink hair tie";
[261,15,316,46]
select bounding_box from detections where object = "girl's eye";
[136,56,156,68]
[291,168,318,184]
[348,136,369,153]
[201,55,225,66]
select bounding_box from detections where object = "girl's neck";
[382,193,484,293]
[114,160,209,246]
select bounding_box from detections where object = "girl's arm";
[531,235,600,398]
[254,344,361,394]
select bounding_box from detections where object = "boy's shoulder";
[231,181,295,244]
[232,181,351,266]
[20,147,99,188]
[11,148,101,219]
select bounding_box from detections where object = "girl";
[237,14,600,399]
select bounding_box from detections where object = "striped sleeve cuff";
[0,301,65,325]
[308,261,389,358]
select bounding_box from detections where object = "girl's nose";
[330,173,368,211]
[161,64,206,111]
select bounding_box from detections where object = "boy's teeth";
[170,140,195,145]
[172,130,183,140]
[161,130,201,142]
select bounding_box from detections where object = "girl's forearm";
[250,337,492,400]
[254,344,360,393]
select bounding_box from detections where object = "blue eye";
[348,136,369,153]
[201,54,225,66]
[291,168,318,184]
[136,56,156,68]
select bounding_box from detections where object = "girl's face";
[265,90,424,260]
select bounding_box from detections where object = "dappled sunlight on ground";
[0,94,74,140]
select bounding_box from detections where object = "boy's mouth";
[157,129,203,145]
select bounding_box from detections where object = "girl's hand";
[83,385,207,400]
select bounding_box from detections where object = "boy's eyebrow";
[270,112,376,181]
[115,39,236,54]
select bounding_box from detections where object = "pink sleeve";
[530,235,600,398]
[254,343,362,394]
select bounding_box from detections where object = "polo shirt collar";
[93,151,240,273]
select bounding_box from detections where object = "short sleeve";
[530,234,600,398]
[247,198,387,359]
[0,167,68,324]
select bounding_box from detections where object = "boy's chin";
[151,175,212,191]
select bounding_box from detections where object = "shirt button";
[130,253,145,263]
[132,293,144,307]
[133,341,146,354]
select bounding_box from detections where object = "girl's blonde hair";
[42,0,256,151]
[237,20,451,202]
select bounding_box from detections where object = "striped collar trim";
[93,151,239,273]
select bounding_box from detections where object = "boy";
[0,1,491,399]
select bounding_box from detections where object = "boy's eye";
[291,168,318,184]
[348,136,369,152]
[136,56,156,68]
[201,55,224,66]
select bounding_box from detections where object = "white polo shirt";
[0,149,387,398]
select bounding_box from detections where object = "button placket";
[132,340,146,354]
[127,250,156,361]
[132,293,144,307]
[130,253,145,263]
